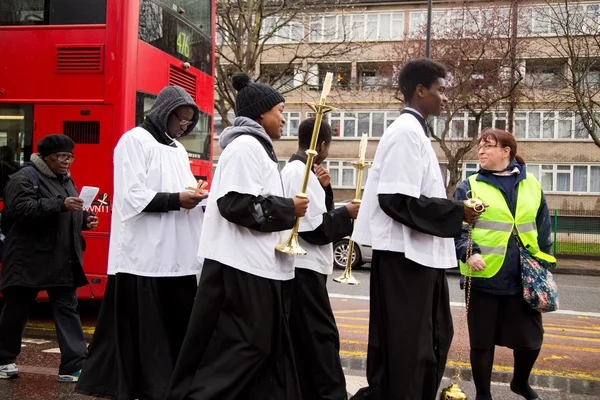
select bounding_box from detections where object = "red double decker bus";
[0,0,215,299]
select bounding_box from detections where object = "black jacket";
[0,154,92,291]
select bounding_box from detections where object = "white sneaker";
[0,363,18,379]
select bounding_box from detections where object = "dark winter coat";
[453,162,553,295]
[0,154,93,291]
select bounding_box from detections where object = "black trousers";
[165,259,301,400]
[351,251,454,400]
[0,286,87,375]
[290,269,347,400]
[75,273,197,400]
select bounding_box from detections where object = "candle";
[321,72,333,101]
[359,133,368,162]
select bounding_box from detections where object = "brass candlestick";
[333,133,370,285]
[276,73,336,255]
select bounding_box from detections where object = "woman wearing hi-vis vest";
[453,128,554,400]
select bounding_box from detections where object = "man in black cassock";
[350,58,483,400]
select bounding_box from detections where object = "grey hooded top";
[139,85,200,212]
[218,117,278,162]
[143,85,200,147]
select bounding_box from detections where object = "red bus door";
[34,104,113,299]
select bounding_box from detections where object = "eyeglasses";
[51,154,75,163]
[173,111,192,126]
[476,144,504,152]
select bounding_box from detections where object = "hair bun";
[232,73,250,91]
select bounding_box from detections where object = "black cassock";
[165,192,301,400]
[351,194,463,400]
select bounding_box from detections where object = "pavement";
[553,256,600,276]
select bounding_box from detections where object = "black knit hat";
[232,73,285,121]
[37,134,75,157]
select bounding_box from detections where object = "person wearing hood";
[453,128,553,400]
[76,85,207,400]
[165,73,309,400]
[0,134,97,382]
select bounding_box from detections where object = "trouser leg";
[0,287,38,365]
[48,287,87,375]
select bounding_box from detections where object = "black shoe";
[510,380,542,400]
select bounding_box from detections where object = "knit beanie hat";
[232,73,285,121]
[37,134,75,157]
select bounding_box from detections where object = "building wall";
[214,0,600,211]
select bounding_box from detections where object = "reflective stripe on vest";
[459,172,555,278]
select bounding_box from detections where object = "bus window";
[136,91,211,161]
[0,105,33,199]
[0,0,106,26]
[153,0,212,39]
[138,0,212,76]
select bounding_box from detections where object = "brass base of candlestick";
[439,384,468,400]
[333,269,360,285]
[275,232,307,256]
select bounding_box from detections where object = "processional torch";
[276,72,336,255]
[333,133,371,285]
[439,190,485,400]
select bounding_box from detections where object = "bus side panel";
[0,27,106,103]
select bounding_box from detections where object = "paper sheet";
[79,186,100,209]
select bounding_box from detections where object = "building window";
[513,110,590,140]
[261,64,302,91]
[261,16,304,44]
[322,159,370,189]
[307,111,400,138]
[283,112,300,137]
[309,12,404,43]
[358,62,395,91]
[528,164,600,193]
[409,7,510,39]
[433,110,590,140]
[525,59,566,89]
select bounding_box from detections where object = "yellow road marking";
[339,353,600,381]
[340,340,600,354]
[26,323,95,335]
[446,361,600,382]
[544,344,600,353]
[338,323,369,329]
[544,325,600,335]
[542,355,569,361]
[334,309,369,314]
[545,333,600,343]
[341,339,368,345]
[335,316,369,321]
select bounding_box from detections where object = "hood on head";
[145,86,200,137]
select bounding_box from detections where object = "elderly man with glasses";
[0,134,98,382]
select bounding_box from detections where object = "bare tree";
[390,1,523,197]
[528,1,600,147]
[215,0,367,127]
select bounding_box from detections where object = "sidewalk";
[554,257,600,276]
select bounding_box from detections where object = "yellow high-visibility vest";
[459,172,556,278]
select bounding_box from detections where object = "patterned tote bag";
[520,247,559,313]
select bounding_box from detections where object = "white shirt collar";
[403,107,424,119]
